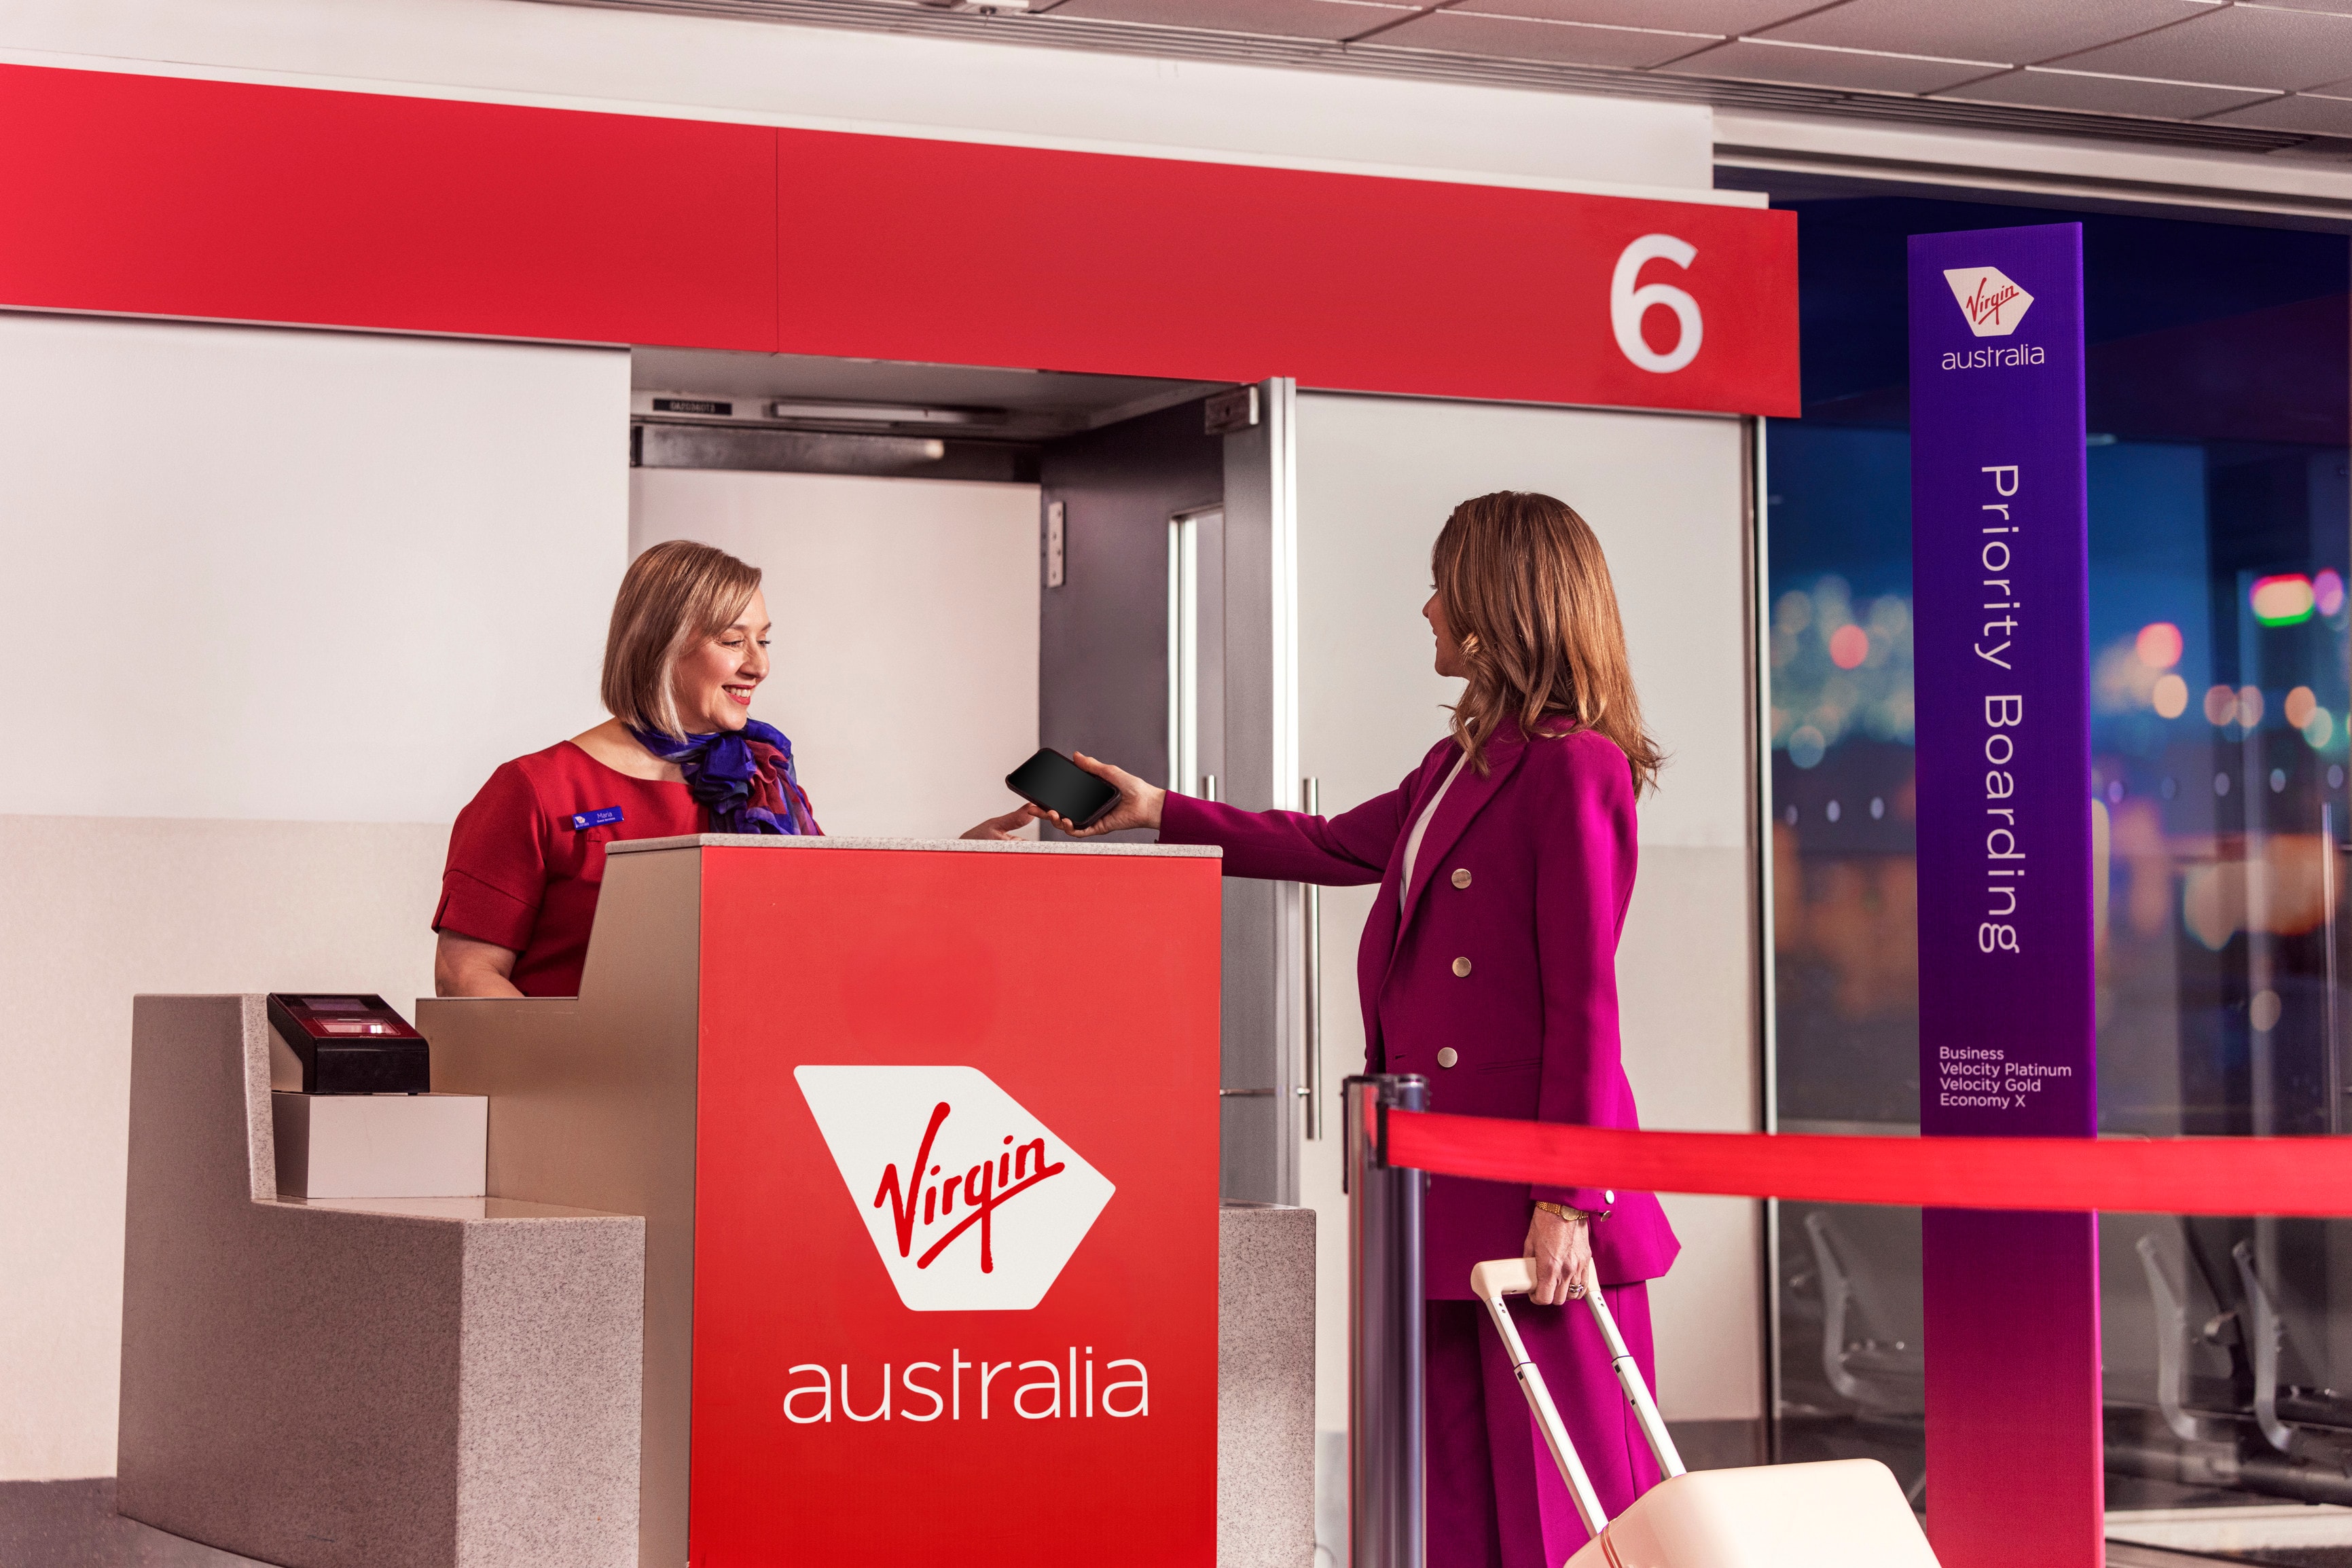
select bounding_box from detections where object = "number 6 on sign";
[1611,234,1703,373]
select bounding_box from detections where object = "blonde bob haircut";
[600,539,763,740]
[1432,490,1663,794]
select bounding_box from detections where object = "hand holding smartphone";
[1005,748,1123,829]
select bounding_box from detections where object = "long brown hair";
[1432,491,1663,792]
[601,539,763,739]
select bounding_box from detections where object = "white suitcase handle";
[1470,1257,1688,1537]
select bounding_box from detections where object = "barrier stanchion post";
[1347,1074,1427,1568]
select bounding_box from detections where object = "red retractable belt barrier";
[1384,1108,2352,1217]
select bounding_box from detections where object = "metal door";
[1038,382,1301,1203]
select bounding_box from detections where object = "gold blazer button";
[1451,956,1472,977]
[1436,1047,1460,1069]
[1451,868,1472,889]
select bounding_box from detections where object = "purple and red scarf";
[628,718,820,837]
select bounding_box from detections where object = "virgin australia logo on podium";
[1944,265,2034,336]
[795,1065,1115,1311]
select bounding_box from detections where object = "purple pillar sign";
[1908,223,2103,1567]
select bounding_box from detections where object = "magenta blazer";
[1160,718,1680,1298]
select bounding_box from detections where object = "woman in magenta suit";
[1012,490,1678,1568]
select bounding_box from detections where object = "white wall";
[629,469,1041,840]
[1292,394,1762,1459]
[0,0,1718,200]
[1295,395,1750,851]
[0,315,628,822]
[0,314,630,1480]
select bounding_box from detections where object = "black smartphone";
[1006,747,1121,829]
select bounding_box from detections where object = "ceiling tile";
[1445,0,1816,30]
[2048,3,2352,90]
[1937,66,2280,116]
[1374,10,1718,66]
[1656,37,2002,92]
[1046,0,1418,40]
[2200,88,2352,129]
[1757,0,2216,68]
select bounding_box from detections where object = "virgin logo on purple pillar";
[1942,265,2035,335]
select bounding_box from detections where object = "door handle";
[1301,776,1323,1140]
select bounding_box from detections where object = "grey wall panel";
[1037,393,1305,1203]
[1037,398,1222,813]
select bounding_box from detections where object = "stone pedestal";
[1218,1201,1317,1568]
[119,996,644,1568]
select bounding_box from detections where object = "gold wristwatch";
[1533,1201,1588,1221]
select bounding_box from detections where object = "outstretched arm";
[1003,752,1419,887]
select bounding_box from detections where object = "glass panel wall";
[1765,194,2352,1543]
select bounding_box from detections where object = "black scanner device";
[266,993,431,1095]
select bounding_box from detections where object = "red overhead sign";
[0,64,1798,416]
[772,130,1798,414]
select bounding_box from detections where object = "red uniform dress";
[435,741,704,996]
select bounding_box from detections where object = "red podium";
[422,835,1223,1568]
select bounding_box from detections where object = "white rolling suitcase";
[1470,1258,1940,1568]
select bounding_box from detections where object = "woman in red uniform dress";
[433,539,827,998]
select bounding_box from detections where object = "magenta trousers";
[1426,1285,1663,1568]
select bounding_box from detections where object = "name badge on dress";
[569,806,625,831]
